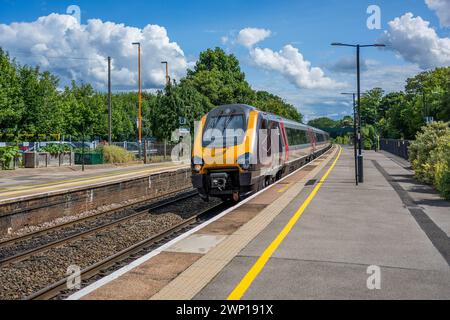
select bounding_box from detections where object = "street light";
[161,61,170,86]
[331,42,386,183]
[341,92,358,186]
[132,42,142,158]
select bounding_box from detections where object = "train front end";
[191,105,259,202]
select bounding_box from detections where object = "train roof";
[213,104,328,135]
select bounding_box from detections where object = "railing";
[379,139,411,160]
[111,141,179,162]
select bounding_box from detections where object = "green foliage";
[339,116,353,127]
[334,135,351,145]
[409,122,450,199]
[369,67,450,140]
[100,145,135,164]
[307,117,337,128]
[254,91,302,123]
[409,122,450,185]
[0,146,20,170]
[361,125,377,150]
[184,48,255,106]
[432,134,450,199]
[360,88,384,126]
[39,144,72,155]
[0,47,303,143]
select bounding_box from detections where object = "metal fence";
[112,141,182,162]
[380,139,411,160]
[1,140,186,167]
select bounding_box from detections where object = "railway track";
[26,202,226,300]
[0,189,197,266]
[0,191,225,300]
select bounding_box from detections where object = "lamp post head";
[132,42,140,47]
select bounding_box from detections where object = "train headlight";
[237,153,253,171]
[192,157,204,172]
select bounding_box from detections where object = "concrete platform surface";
[195,147,450,300]
[0,161,188,202]
[71,147,449,300]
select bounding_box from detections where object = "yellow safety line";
[0,164,187,197]
[227,146,342,300]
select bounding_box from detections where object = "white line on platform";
[67,147,334,300]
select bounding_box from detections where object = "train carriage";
[191,104,331,202]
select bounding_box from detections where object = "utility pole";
[161,61,169,86]
[356,45,363,183]
[342,92,358,186]
[108,56,112,145]
[331,42,385,184]
[132,42,142,158]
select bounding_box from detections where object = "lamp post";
[161,61,169,86]
[331,42,385,183]
[132,42,142,158]
[108,56,112,145]
[341,92,358,186]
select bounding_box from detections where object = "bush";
[40,143,72,155]
[361,125,377,150]
[409,121,450,200]
[409,122,449,184]
[334,135,351,145]
[101,145,135,164]
[0,146,20,170]
[363,139,373,150]
[431,134,450,199]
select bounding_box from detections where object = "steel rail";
[0,188,195,248]
[25,202,226,300]
[0,189,198,266]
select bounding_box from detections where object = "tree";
[0,49,24,138]
[360,87,384,126]
[339,116,353,127]
[307,117,337,128]
[254,91,302,122]
[183,47,255,106]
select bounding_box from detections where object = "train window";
[286,127,308,146]
[203,114,246,147]
[316,133,323,143]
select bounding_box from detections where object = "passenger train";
[191,104,331,201]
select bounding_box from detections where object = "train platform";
[0,162,188,203]
[69,146,450,300]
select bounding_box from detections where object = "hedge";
[409,122,450,200]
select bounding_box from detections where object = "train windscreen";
[202,114,246,147]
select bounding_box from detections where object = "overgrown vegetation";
[39,144,72,155]
[100,145,135,164]
[409,122,450,200]
[334,135,351,145]
[0,146,20,170]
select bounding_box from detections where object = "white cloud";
[327,56,369,74]
[250,45,346,89]
[0,13,189,90]
[380,12,450,69]
[236,28,271,48]
[425,0,450,27]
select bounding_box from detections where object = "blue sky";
[1,0,449,121]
